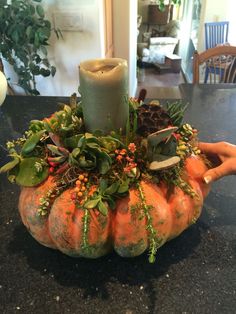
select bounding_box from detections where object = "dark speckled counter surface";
[0,85,236,314]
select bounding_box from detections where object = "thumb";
[203,165,228,184]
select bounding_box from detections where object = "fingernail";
[204,176,212,184]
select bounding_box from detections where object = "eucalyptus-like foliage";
[0,0,61,95]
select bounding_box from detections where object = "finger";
[203,160,236,184]
[199,142,236,157]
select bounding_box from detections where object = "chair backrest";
[205,21,229,49]
[193,45,236,83]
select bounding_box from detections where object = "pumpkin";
[1,94,211,262]
[18,154,210,261]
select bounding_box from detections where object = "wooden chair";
[204,22,229,82]
[193,46,236,84]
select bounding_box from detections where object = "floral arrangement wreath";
[0,94,210,263]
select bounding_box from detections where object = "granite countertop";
[0,90,236,314]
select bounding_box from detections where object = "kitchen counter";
[0,86,236,313]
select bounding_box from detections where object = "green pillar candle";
[79,58,128,134]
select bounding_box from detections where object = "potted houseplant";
[0,0,61,95]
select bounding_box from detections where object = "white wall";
[113,0,137,96]
[225,0,236,46]
[39,0,105,96]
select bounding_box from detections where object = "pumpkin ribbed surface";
[18,155,210,259]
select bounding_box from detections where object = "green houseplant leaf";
[0,0,60,95]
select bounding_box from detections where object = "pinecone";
[136,104,172,137]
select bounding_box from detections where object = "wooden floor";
[135,66,186,99]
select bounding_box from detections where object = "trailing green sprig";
[137,182,162,263]
[38,186,61,216]
[162,165,197,198]
[81,208,90,251]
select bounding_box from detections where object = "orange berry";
[79,174,84,181]
[76,180,81,186]
[81,186,86,192]
[77,192,83,197]
[120,149,127,155]
[84,177,88,182]
[74,187,80,192]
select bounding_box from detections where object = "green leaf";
[21,130,45,155]
[117,182,129,194]
[99,178,108,193]
[47,144,63,156]
[159,2,165,11]
[98,201,108,216]
[51,66,56,77]
[48,156,66,164]
[84,198,100,209]
[11,29,19,43]
[31,64,40,75]
[98,158,110,174]
[160,137,177,156]
[0,158,20,173]
[64,135,83,149]
[12,157,49,187]
[36,4,44,18]
[71,147,81,158]
[30,89,40,96]
[29,4,35,15]
[26,26,33,39]
[78,136,86,148]
[38,27,50,41]
[78,156,96,169]
[40,45,47,56]
[40,68,51,77]
[34,31,40,48]
[106,196,116,210]
[104,181,119,195]
[97,150,112,168]
[87,142,101,150]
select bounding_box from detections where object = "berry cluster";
[115,143,137,175]
[70,173,90,204]
[176,124,200,159]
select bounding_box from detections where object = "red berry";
[71,192,77,200]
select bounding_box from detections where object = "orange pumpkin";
[18,154,210,260]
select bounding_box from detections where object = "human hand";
[198,141,236,184]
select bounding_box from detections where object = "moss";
[114,239,147,257]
